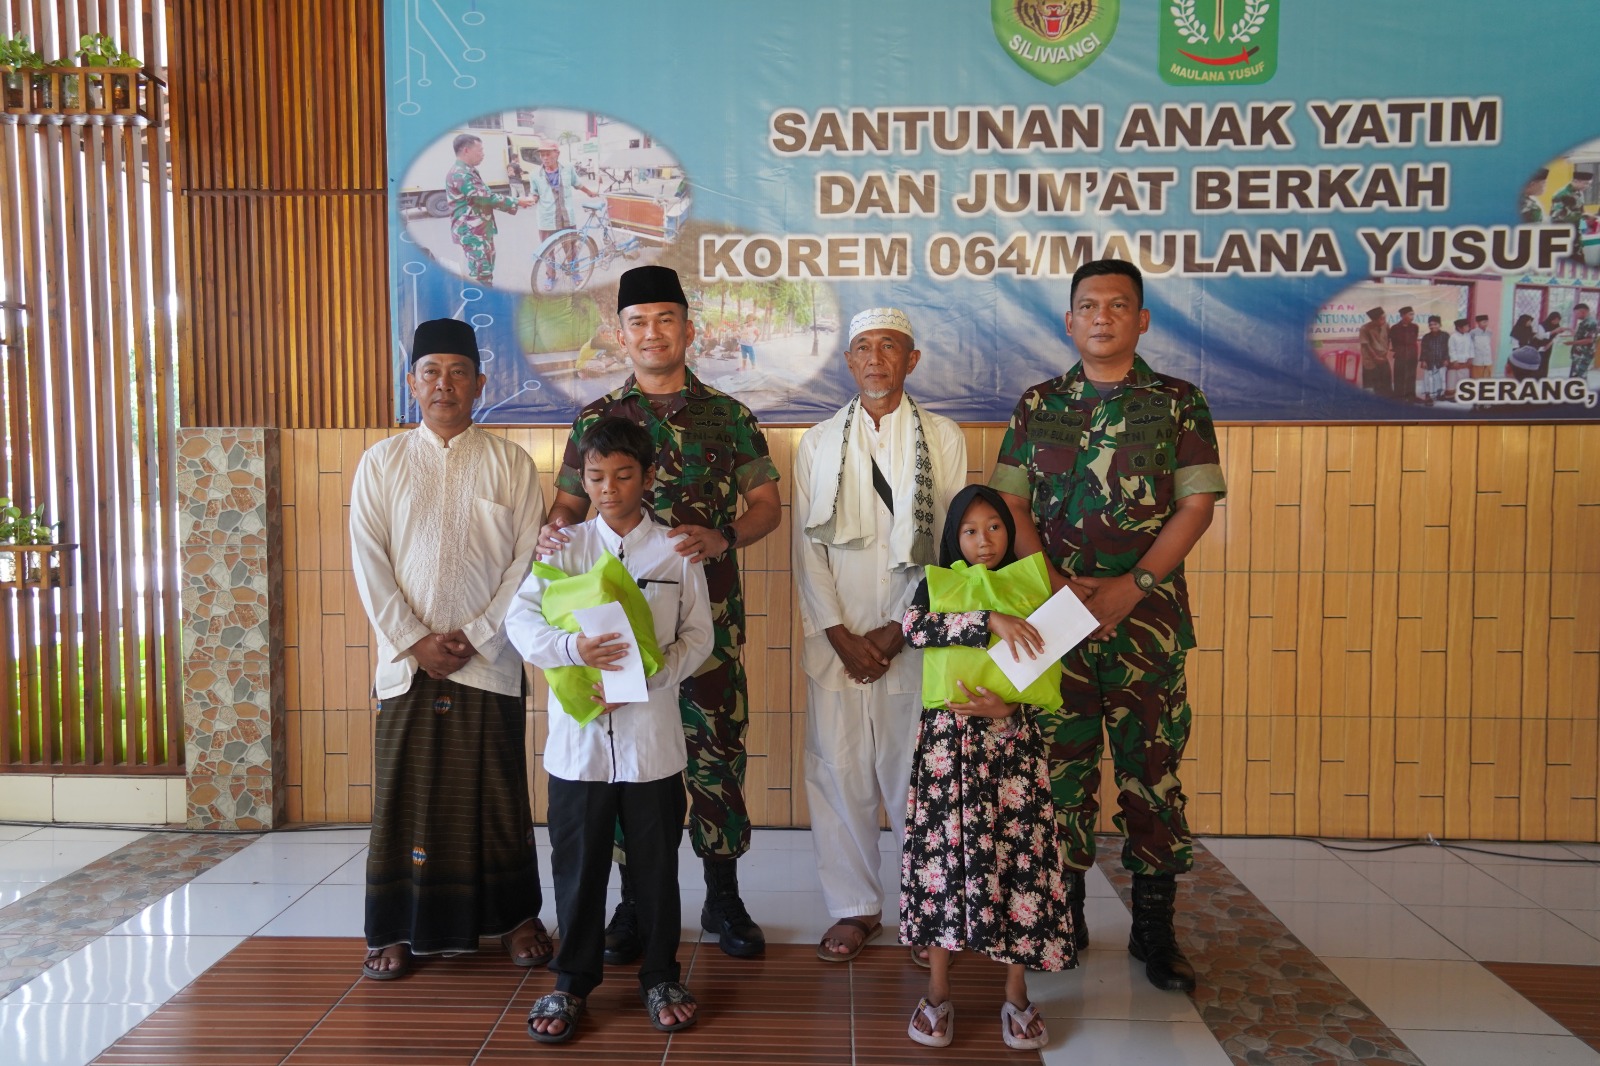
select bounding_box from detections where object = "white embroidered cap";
[847,307,914,346]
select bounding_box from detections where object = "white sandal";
[907,997,954,1047]
[1001,1000,1049,1050]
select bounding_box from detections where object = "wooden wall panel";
[281,423,1600,843]
[170,0,390,429]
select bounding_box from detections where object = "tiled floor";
[0,825,1595,1065]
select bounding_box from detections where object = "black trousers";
[1364,361,1392,395]
[548,771,687,997]
[1392,354,1418,399]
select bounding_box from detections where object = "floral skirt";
[898,706,1075,971]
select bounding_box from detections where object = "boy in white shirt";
[507,417,713,1043]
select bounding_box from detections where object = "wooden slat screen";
[0,0,183,772]
[168,0,391,430]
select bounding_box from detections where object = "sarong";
[365,670,542,955]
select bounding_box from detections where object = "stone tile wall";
[176,428,286,829]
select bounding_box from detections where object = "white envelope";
[571,601,650,705]
[986,582,1099,690]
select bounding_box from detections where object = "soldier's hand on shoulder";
[537,517,573,557]
[667,524,727,564]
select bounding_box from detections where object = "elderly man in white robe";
[349,317,549,980]
[793,307,967,963]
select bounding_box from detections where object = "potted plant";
[74,31,140,111]
[0,33,42,111]
[0,496,64,588]
[42,57,78,110]
[0,496,59,545]
[0,497,64,586]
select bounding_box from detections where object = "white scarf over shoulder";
[801,393,935,570]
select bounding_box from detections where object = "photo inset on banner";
[398,107,689,294]
[1311,273,1600,413]
[1519,136,1600,271]
[514,272,843,412]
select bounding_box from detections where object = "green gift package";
[920,553,1063,711]
[529,551,663,726]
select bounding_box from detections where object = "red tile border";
[1483,962,1600,1052]
[94,937,1036,1065]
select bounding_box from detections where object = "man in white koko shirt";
[349,317,548,980]
[793,307,967,963]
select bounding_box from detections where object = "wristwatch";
[719,523,739,551]
[1131,566,1158,593]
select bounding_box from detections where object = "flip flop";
[815,917,882,963]
[361,945,411,981]
[502,920,554,968]
[907,997,953,1048]
[1001,1000,1049,1050]
[910,944,931,969]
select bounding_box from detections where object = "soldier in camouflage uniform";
[539,265,783,961]
[1520,169,1549,224]
[1569,303,1598,379]
[1549,169,1593,225]
[989,258,1226,993]
[1550,170,1594,265]
[445,134,532,287]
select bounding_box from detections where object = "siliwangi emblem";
[1160,0,1278,85]
[993,0,1120,86]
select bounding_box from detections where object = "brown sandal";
[361,945,411,981]
[816,917,882,962]
[502,920,554,968]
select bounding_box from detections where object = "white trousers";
[803,680,922,918]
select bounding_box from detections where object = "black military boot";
[1064,869,1090,951]
[1127,873,1196,992]
[700,857,766,957]
[602,863,641,965]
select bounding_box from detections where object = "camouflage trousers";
[452,228,496,285]
[616,647,750,863]
[1040,644,1193,876]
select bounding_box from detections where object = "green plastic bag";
[920,553,1063,711]
[530,551,664,726]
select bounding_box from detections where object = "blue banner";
[386,1,1600,423]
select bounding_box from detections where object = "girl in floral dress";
[898,484,1076,1051]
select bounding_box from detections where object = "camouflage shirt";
[446,160,517,241]
[989,355,1226,654]
[1549,182,1588,224]
[1570,316,1599,356]
[558,370,779,650]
